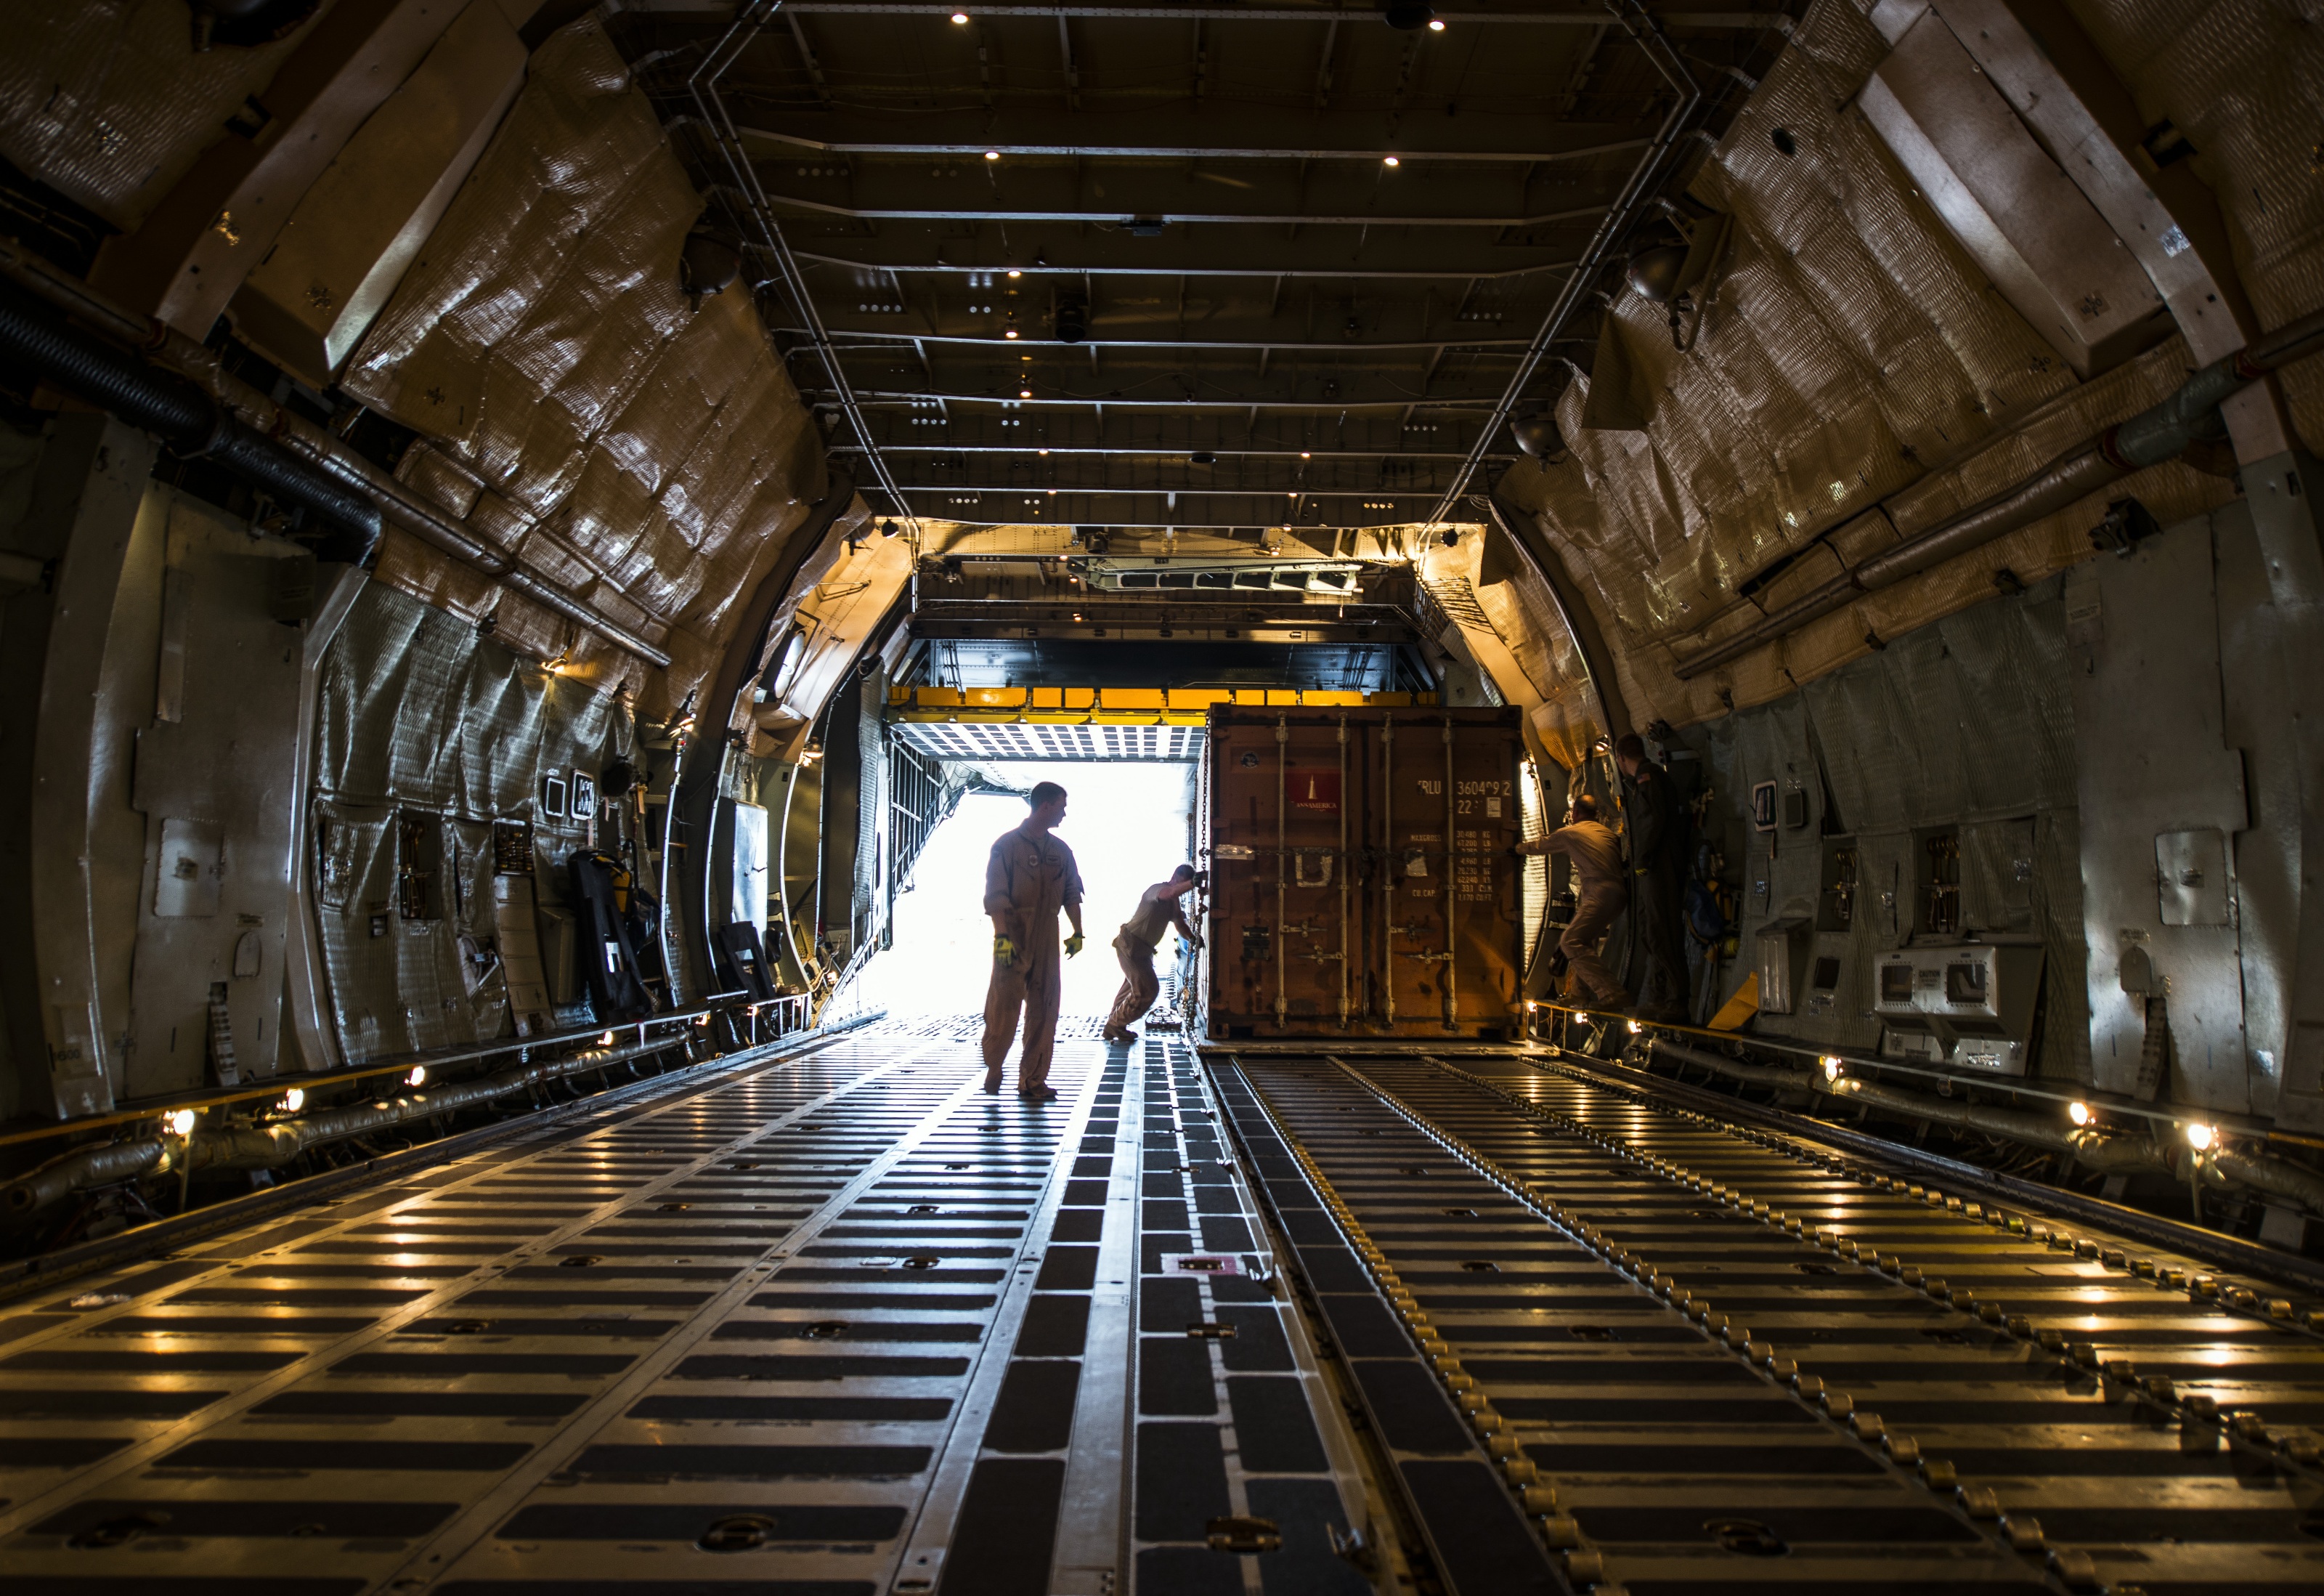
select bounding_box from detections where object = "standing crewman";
[1518,795,1630,1011]
[983,781,1085,1101]
[1617,733,1691,1023]
[1102,864,1199,1046]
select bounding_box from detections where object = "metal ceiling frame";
[688,0,918,533]
[1426,0,1704,524]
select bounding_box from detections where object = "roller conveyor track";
[9,1025,2323,1596]
[0,1024,1384,1596]
[1215,1049,2324,1596]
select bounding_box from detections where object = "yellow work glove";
[1065,933,1086,957]
[993,935,1017,967]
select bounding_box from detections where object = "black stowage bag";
[716,920,779,1002]
[568,848,659,1021]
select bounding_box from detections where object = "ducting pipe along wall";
[0,241,673,670]
[2,1036,691,1217]
[1673,301,2324,680]
[1643,1037,2324,1214]
[0,282,383,563]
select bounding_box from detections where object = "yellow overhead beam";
[887,684,1437,724]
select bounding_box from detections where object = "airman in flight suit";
[1102,864,1198,1045]
[983,781,1085,1100]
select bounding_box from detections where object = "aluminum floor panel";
[0,1026,1384,1596]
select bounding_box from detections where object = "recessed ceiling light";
[1004,328,1018,338]
[951,10,968,22]
[1383,155,1400,168]
[1007,268,1021,278]
[1429,17,1445,30]
[984,150,1001,161]
[1020,388,1033,398]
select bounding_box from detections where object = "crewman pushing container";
[1102,864,1199,1046]
[983,781,1085,1100]
[1519,794,1631,1011]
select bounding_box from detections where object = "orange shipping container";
[1196,705,1526,1040]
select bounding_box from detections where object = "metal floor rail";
[0,1022,1380,1596]
[1213,1048,2324,1596]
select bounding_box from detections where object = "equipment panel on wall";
[1198,706,1524,1040]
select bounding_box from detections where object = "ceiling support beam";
[1430,0,1703,522]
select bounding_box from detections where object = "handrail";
[0,993,751,1153]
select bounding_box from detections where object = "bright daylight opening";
[850,761,1198,1021]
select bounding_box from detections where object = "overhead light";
[1007,268,1022,278]
[2185,1122,2216,1151]
[1626,1019,1644,1034]
[1821,1055,1844,1081]
[167,1108,197,1136]
[407,1066,427,1087]
[1300,450,1312,458]
[1004,328,1018,338]
[1020,387,1033,398]
[984,150,1001,161]
[1383,155,1401,168]
[2068,1100,2093,1127]
[1428,16,1446,28]
[1038,447,1049,455]
[279,1088,305,1113]
[600,1032,616,1046]
[951,9,968,20]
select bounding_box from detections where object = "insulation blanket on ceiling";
[340,14,829,718]
[1493,0,2240,732]
[0,0,325,232]
[311,583,631,1062]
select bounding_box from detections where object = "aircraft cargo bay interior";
[3,3,2324,1594]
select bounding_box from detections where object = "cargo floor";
[14,1027,2321,1596]
[0,1022,1376,1596]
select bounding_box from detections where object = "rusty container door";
[1369,708,1524,1037]
[1201,709,1363,1033]
[1200,704,1520,1040]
